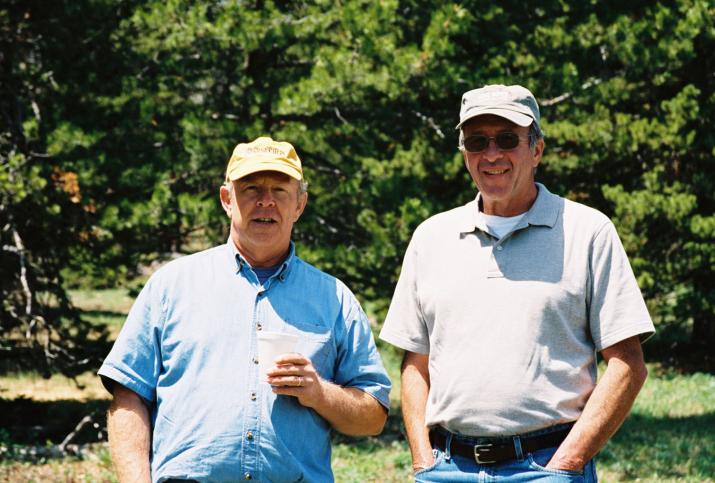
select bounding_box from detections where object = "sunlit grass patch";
[68,289,134,315]
[597,367,715,482]
[332,437,411,482]
[0,370,109,402]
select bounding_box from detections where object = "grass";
[67,289,133,340]
[1,289,713,482]
[0,444,117,483]
[597,368,715,482]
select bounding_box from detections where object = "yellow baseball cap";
[225,136,303,181]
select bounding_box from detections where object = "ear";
[293,191,308,222]
[531,138,545,168]
[219,183,232,217]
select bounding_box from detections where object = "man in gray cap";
[380,85,654,481]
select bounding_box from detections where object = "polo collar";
[458,183,560,234]
[457,199,484,234]
[523,183,561,228]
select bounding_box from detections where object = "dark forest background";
[2,0,713,377]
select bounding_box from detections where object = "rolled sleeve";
[334,303,391,410]
[97,277,163,403]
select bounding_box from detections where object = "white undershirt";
[479,211,526,239]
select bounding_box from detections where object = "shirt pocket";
[283,320,334,380]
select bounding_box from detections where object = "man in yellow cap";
[99,137,391,482]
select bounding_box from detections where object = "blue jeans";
[415,424,597,482]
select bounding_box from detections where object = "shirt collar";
[458,183,560,234]
[226,238,296,283]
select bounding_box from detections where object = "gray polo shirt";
[380,183,654,437]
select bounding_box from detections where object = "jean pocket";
[413,448,444,477]
[527,447,584,477]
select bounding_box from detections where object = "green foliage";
[2,0,714,370]
[0,0,112,376]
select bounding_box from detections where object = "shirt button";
[253,357,259,364]
[246,431,254,440]
[496,245,503,251]
[250,392,256,401]
[244,473,252,480]
[256,323,262,331]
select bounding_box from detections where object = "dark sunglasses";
[462,132,529,153]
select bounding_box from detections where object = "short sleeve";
[97,276,164,403]
[379,235,430,354]
[333,302,391,410]
[588,222,655,351]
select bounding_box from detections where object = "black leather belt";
[429,426,571,465]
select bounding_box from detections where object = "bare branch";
[2,244,20,253]
[31,100,41,123]
[12,229,32,318]
[59,414,94,453]
[334,106,350,125]
[540,77,603,107]
[413,111,445,139]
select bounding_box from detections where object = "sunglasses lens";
[463,133,522,152]
[496,132,520,150]
[464,135,488,152]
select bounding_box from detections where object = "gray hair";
[458,122,545,151]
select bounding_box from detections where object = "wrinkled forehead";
[236,171,297,186]
[462,114,526,135]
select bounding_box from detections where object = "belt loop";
[513,435,524,460]
[444,431,452,460]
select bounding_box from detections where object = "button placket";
[487,239,504,278]
[242,289,264,480]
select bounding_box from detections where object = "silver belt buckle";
[473,443,496,464]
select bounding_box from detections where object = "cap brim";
[226,159,303,181]
[456,108,534,129]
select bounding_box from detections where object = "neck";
[480,184,538,217]
[231,238,290,268]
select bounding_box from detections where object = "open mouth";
[253,217,277,225]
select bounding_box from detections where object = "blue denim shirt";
[99,242,391,482]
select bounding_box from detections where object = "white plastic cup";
[256,331,299,382]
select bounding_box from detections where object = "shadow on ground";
[0,397,110,445]
[599,411,715,481]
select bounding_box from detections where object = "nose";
[256,188,276,206]
[482,139,502,162]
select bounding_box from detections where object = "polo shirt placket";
[485,223,531,279]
